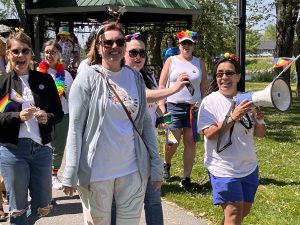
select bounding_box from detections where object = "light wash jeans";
[0,138,52,225]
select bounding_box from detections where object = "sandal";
[0,208,7,222]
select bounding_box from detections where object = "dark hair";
[70,33,78,44]
[42,39,62,53]
[165,35,176,47]
[207,58,242,95]
[87,22,125,66]
[84,31,96,55]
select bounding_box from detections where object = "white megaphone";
[235,77,292,112]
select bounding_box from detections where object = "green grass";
[160,82,300,225]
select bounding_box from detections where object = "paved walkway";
[1,183,210,225]
[1,154,210,225]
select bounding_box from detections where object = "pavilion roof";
[28,0,201,15]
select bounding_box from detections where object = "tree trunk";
[274,0,299,85]
[294,19,300,98]
[13,0,26,31]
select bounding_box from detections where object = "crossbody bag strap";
[96,69,142,137]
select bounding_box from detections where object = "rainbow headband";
[177,30,197,42]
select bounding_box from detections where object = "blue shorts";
[166,102,191,129]
[209,167,259,205]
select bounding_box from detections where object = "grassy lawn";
[160,82,300,225]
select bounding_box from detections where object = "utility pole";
[235,0,246,92]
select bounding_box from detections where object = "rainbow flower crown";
[176,30,197,41]
[213,52,240,64]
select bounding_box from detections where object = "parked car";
[259,52,273,57]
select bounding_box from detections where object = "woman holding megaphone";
[197,53,266,225]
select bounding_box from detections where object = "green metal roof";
[28,0,200,15]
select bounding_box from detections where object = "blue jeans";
[144,181,164,225]
[0,138,52,225]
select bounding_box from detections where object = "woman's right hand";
[62,186,77,197]
[19,106,38,122]
[231,99,253,121]
[173,73,189,92]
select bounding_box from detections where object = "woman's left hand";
[34,110,48,124]
[253,106,264,121]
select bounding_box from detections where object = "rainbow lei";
[38,61,65,97]
[176,30,197,41]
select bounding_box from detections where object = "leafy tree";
[261,24,276,41]
[246,29,261,53]
[194,0,236,71]
[0,0,26,30]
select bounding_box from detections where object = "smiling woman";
[62,21,163,225]
[0,30,63,225]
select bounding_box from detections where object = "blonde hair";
[6,31,32,73]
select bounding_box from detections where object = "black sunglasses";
[180,40,194,46]
[101,38,125,48]
[216,70,236,78]
[10,48,31,56]
[128,49,146,58]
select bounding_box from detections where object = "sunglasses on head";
[180,40,194,46]
[125,33,141,41]
[216,70,236,78]
[128,49,146,58]
[101,38,125,48]
[10,48,31,56]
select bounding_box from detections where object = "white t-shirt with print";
[197,91,257,178]
[90,66,139,182]
[18,75,51,147]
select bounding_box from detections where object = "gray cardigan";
[62,63,163,187]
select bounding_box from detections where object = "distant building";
[258,40,276,54]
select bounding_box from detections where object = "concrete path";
[1,153,210,225]
[1,182,210,225]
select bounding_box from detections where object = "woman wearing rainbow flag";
[38,40,73,190]
[0,30,63,225]
[158,30,208,190]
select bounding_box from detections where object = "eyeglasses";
[100,38,125,48]
[180,40,194,46]
[10,48,31,56]
[128,49,147,58]
[216,70,236,78]
[45,50,58,56]
[125,33,141,41]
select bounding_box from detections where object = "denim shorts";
[166,102,191,129]
[208,167,259,205]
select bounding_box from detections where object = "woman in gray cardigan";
[62,22,163,225]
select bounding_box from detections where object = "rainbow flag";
[0,93,14,113]
[10,88,25,104]
[273,57,293,68]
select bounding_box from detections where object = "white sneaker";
[52,176,63,190]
